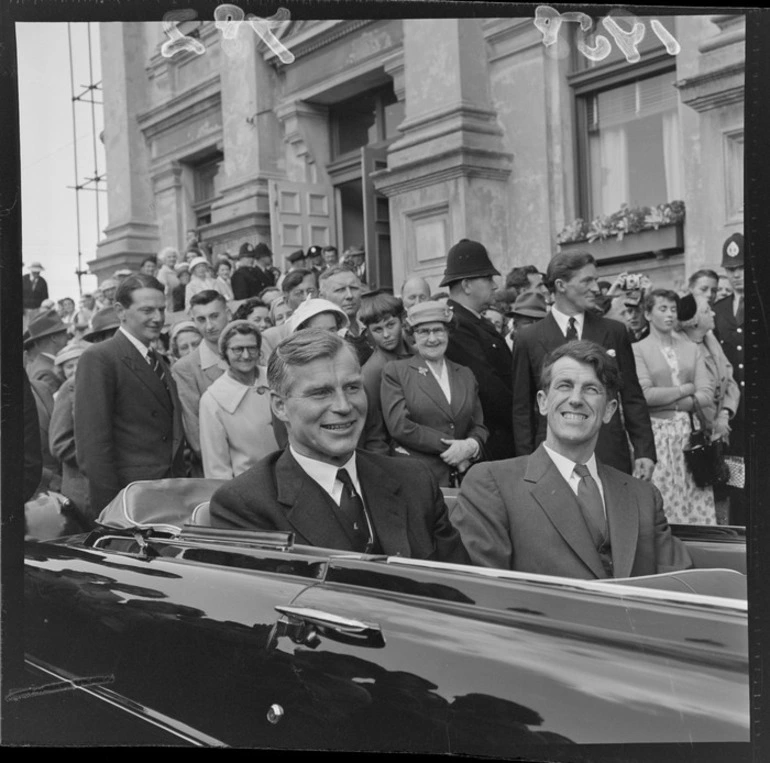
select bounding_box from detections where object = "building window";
[191,154,222,227]
[329,84,401,158]
[580,69,682,219]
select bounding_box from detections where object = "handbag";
[723,455,745,489]
[682,400,730,488]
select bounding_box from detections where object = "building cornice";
[137,73,221,140]
[675,62,744,113]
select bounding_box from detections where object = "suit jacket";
[210,448,470,564]
[381,356,488,486]
[445,299,514,460]
[74,330,186,512]
[171,343,226,455]
[511,311,656,473]
[450,444,692,579]
[231,266,270,300]
[30,377,61,493]
[26,353,62,395]
[23,273,48,309]
[713,296,744,456]
[23,370,43,501]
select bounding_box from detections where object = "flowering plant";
[556,201,686,245]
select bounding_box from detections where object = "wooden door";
[361,146,392,292]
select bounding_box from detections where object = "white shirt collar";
[289,446,361,504]
[550,305,584,339]
[200,340,228,371]
[119,325,151,360]
[542,443,605,511]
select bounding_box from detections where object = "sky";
[17,22,106,302]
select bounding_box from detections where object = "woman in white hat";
[49,341,93,525]
[286,297,349,334]
[169,320,203,364]
[198,320,278,480]
[185,256,218,311]
[381,301,488,487]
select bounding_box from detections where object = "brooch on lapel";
[418,367,428,376]
[607,349,617,358]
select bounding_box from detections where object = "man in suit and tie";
[441,239,515,461]
[210,329,469,563]
[171,290,231,464]
[74,274,186,512]
[451,340,692,578]
[512,251,656,479]
[713,232,746,524]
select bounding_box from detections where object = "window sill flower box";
[556,202,685,260]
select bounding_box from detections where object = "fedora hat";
[721,232,744,269]
[28,261,45,271]
[23,309,68,348]
[440,239,501,287]
[83,306,121,341]
[507,292,548,319]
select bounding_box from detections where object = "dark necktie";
[336,468,370,552]
[735,297,744,325]
[573,463,606,544]
[148,349,170,396]
[565,316,578,341]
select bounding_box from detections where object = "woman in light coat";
[199,321,278,480]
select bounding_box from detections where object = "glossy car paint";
[19,528,749,750]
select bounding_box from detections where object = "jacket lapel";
[538,313,568,349]
[446,360,468,419]
[526,445,606,578]
[357,452,410,556]
[115,332,174,412]
[582,312,608,344]
[599,464,639,579]
[409,357,452,417]
[275,450,354,549]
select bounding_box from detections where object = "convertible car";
[11,479,749,751]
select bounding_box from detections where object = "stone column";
[92,22,159,281]
[373,19,512,289]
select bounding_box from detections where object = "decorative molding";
[382,51,405,101]
[137,74,222,141]
[274,100,329,168]
[146,21,221,80]
[151,161,183,193]
[264,19,377,68]
[675,62,744,113]
[373,146,513,197]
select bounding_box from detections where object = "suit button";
[162,435,168,442]
[737,328,743,334]
[740,381,745,387]
[737,346,742,352]
[739,364,744,370]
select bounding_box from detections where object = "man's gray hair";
[319,264,359,294]
[268,328,354,397]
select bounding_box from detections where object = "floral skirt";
[651,413,716,525]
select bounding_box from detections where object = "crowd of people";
[22,228,746,580]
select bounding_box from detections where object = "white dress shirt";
[290,446,362,506]
[119,326,151,362]
[425,359,451,404]
[543,443,606,518]
[550,306,585,340]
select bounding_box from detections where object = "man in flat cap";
[713,232,746,524]
[441,239,514,460]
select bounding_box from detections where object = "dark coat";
[511,311,656,473]
[381,356,488,486]
[444,299,514,460]
[450,444,692,579]
[23,273,48,309]
[210,448,470,564]
[74,330,186,513]
[231,266,271,300]
[29,377,61,493]
[26,353,63,395]
[713,296,744,456]
[23,370,43,501]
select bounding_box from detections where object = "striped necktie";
[148,348,170,396]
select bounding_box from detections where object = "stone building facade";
[93,13,744,293]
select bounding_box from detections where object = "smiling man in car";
[209,329,469,563]
[450,340,692,579]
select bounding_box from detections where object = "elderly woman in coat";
[199,320,278,480]
[381,301,488,487]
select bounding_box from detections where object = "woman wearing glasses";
[381,301,488,487]
[199,320,278,479]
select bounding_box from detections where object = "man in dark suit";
[231,244,264,300]
[210,329,469,563]
[713,232,745,524]
[512,251,656,479]
[451,341,691,579]
[74,274,186,512]
[441,239,514,460]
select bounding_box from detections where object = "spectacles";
[227,345,260,356]
[413,327,447,338]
